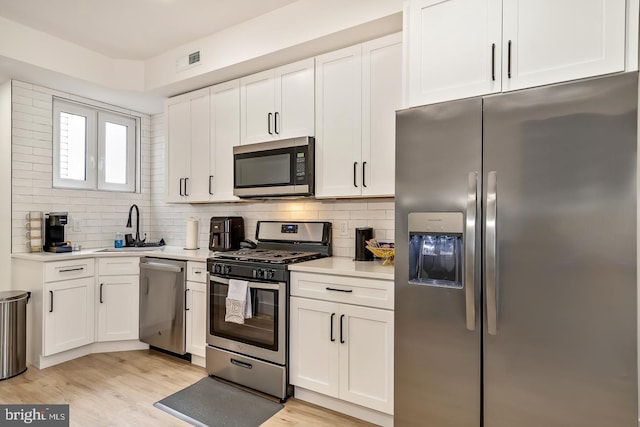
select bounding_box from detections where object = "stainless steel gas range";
[206,221,332,401]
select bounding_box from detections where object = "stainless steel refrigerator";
[395,72,638,427]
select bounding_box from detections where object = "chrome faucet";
[126,204,145,246]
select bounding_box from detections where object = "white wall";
[149,114,395,258]
[145,0,402,94]
[0,81,11,290]
[10,81,152,253]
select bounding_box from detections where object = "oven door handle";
[209,275,283,291]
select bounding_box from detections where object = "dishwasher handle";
[140,261,184,273]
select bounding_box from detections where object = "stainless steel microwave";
[233,136,314,198]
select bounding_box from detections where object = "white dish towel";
[225,279,253,324]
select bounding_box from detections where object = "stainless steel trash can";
[0,291,29,380]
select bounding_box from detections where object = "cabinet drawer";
[187,261,207,283]
[44,259,94,282]
[290,272,393,310]
[98,257,139,275]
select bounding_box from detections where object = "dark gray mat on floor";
[154,377,283,427]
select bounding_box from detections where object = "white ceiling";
[0,0,298,60]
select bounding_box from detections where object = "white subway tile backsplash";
[10,81,152,252]
[11,88,395,254]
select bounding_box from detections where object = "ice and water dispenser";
[408,212,463,289]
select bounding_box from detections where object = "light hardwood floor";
[0,350,375,427]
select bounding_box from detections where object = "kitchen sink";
[95,247,162,253]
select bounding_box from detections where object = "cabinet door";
[44,277,95,356]
[406,0,502,106]
[186,281,207,357]
[290,296,340,397]
[165,98,190,202]
[241,69,275,144]
[186,88,211,201]
[97,275,139,342]
[502,0,626,91]
[362,33,402,197]
[315,45,363,198]
[275,58,315,140]
[339,304,394,414]
[210,80,240,201]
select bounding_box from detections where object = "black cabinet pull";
[99,283,104,304]
[330,313,336,342]
[353,162,358,187]
[179,178,184,196]
[49,290,53,313]
[184,177,189,196]
[340,314,345,344]
[185,288,190,311]
[59,267,84,273]
[507,40,512,79]
[362,161,367,188]
[326,287,353,293]
[274,112,279,134]
[491,43,496,81]
[268,113,273,135]
[209,175,214,195]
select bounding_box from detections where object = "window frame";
[97,111,136,192]
[52,98,139,192]
[52,100,97,190]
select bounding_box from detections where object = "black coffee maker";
[209,217,244,251]
[44,212,72,253]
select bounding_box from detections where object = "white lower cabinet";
[290,272,394,415]
[186,261,207,359]
[44,277,95,356]
[97,257,140,342]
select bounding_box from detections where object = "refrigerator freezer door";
[395,98,482,427]
[482,73,638,427]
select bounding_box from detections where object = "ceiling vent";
[176,51,201,71]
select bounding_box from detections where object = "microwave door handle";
[486,171,498,335]
[465,172,478,331]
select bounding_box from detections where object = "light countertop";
[288,257,394,281]
[12,250,396,281]
[11,246,213,262]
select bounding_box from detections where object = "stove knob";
[214,264,222,274]
[267,270,275,279]
[223,265,231,275]
[256,269,264,279]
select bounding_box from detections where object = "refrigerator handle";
[486,171,498,335]
[465,172,478,331]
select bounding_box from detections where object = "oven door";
[207,274,286,365]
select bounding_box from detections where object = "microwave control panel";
[296,152,306,181]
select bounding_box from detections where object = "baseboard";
[294,387,393,427]
[35,341,149,369]
[191,354,206,368]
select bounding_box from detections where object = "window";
[53,98,138,192]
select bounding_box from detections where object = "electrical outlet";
[72,218,81,232]
[335,220,349,237]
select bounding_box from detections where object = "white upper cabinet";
[405,0,502,106]
[502,0,626,92]
[209,80,241,202]
[166,81,240,203]
[404,0,630,107]
[316,33,402,198]
[165,87,210,202]
[240,58,315,144]
[362,34,403,197]
[315,44,363,198]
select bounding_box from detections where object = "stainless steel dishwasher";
[139,257,187,355]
